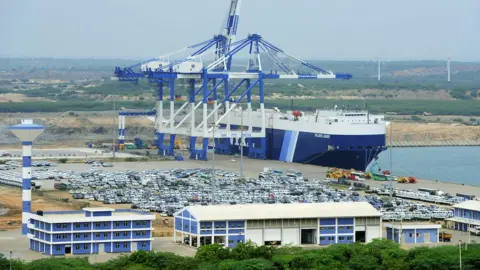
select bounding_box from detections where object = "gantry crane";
[114,0,352,160]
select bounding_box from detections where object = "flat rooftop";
[384,223,441,230]
[453,200,480,211]
[183,202,382,221]
[32,209,154,222]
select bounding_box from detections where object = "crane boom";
[215,0,242,71]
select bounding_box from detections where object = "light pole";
[8,119,44,235]
[389,121,393,196]
[459,240,462,270]
[240,105,244,177]
[112,99,116,159]
[9,250,12,270]
[211,122,216,205]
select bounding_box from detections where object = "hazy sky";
[1,0,478,61]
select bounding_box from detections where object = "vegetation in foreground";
[2,239,480,270]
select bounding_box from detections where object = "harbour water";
[374,146,480,187]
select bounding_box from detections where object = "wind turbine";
[447,57,452,82]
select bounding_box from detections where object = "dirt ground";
[388,122,480,142]
[0,186,174,234]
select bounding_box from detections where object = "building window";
[95,222,101,228]
[123,232,128,237]
[84,223,88,228]
[62,234,67,239]
[75,234,80,239]
[320,226,335,231]
[338,236,345,241]
[83,233,88,238]
[327,236,335,241]
[62,224,67,229]
[409,233,414,237]
[141,242,146,248]
[75,244,80,250]
[123,242,128,248]
[115,243,120,248]
[347,236,353,241]
[114,222,120,227]
[228,240,234,244]
[104,222,108,227]
[104,233,108,238]
[115,232,120,237]
[75,223,80,228]
[141,231,146,236]
[123,221,128,226]
[56,246,61,251]
[95,233,100,238]
[84,244,88,250]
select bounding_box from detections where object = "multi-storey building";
[27,207,155,255]
[174,202,382,248]
[447,200,480,233]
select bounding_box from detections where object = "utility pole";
[112,99,116,159]
[9,251,12,270]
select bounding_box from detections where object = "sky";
[0,0,479,61]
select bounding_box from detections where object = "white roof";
[384,223,441,230]
[184,202,382,221]
[83,207,116,212]
[453,200,480,211]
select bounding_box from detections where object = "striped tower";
[8,119,44,235]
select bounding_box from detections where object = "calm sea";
[373,147,480,186]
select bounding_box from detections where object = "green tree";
[25,257,93,270]
[196,244,231,262]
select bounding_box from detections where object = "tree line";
[1,99,480,116]
[2,239,480,270]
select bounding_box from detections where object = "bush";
[124,157,138,162]
[410,115,422,121]
[453,118,464,123]
[58,158,68,164]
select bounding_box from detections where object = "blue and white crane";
[114,0,352,161]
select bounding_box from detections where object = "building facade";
[174,202,382,248]
[447,200,480,233]
[385,223,440,244]
[27,208,155,255]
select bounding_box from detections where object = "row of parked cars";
[50,167,457,220]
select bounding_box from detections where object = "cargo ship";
[216,107,388,171]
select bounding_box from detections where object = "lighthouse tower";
[8,120,45,235]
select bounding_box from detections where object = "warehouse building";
[385,223,441,244]
[27,208,155,255]
[446,200,480,233]
[174,202,382,248]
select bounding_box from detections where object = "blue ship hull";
[216,127,386,171]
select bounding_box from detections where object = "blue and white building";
[26,208,155,255]
[174,202,382,248]
[385,223,441,244]
[447,200,480,233]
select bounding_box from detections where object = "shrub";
[58,158,68,164]
[410,115,422,121]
